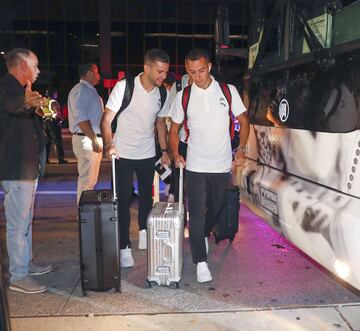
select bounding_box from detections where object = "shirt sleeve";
[75,88,92,122]
[105,80,126,112]
[169,91,184,124]
[229,84,247,117]
[157,89,171,118]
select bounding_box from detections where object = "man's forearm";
[78,120,97,140]
[169,126,180,158]
[100,117,113,147]
[156,118,168,151]
[237,113,250,148]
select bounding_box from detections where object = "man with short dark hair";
[101,49,171,267]
[68,63,104,204]
[0,48,53,294]
[169,48,250,283]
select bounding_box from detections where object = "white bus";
[236,0,360,290]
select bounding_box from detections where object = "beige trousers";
[72,135,103,204]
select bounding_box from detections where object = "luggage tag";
[155,158,172,180]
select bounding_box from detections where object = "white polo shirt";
[170,79,246,173]
[105,74,170,159]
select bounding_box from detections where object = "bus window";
[332,1,360,46]
[289,0,332,59]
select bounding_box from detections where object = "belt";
[73,132,102,137]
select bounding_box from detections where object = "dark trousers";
[169,141,187,201]
[115,157,155,249]
[186,170,229,264]
[44,120,65,162]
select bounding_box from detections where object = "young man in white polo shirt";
[101,49,171,267]
[169,48,250,283]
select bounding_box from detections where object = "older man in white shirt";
[68,63,104,204]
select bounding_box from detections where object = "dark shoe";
[9,276,48,294]
[58,159,68,164]
[29,263,53,276]
[46,160,50,164]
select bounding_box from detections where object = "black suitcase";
[214,185,240,244]
[78,157,121,296]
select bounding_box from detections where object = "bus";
[235,0,360,290]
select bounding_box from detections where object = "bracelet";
[161,148,168,153]
[237,146,246,153]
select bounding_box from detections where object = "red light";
[103,79,117,88]
[118,71,125,80]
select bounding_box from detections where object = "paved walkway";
[1,135,360,330]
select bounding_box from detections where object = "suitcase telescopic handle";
[179,163,184,213]
[111,155,117,202]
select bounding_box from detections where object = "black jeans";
[44,120,65,162]
[186,170,229,264]
[115,157,155,249]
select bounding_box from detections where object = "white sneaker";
[168,193,175,203]
[138,229,147,250]
[197,262,212,283]
[120,246,134,267]
[205,237,209,254]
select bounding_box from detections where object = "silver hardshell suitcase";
[146,166,184,288]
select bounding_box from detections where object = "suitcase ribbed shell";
[147,202,184,286]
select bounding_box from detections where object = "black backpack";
[111,77,167,133]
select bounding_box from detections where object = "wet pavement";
[1,134,360,330]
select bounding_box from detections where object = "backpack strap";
[157,85,167,115]
[218,82,235,139]
[111,77,135,133]
[175,80,182,92]
[181,85,192,142]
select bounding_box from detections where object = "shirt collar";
[135,73,158,95]
[192,76,216,94]
[80,79,96,90]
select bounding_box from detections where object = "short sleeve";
[76,88,92,122]
[169,92,184,124]
[157,89,171,118]
[106,80,126,112]
[229,84,247,117]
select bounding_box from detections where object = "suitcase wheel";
[82,289,88,297]
[146,280,155,288]
[115,286,121,293]
[168,282,180,289]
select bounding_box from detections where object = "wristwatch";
[161,148,168,153]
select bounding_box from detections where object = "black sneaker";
[58,159,69,164]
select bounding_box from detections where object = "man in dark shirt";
[0,48,53,294]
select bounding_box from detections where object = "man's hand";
[24,80,47,109]
[92,137,103,153]
[104,142,117,159]
[232,149,246,168]
[160,151,171,167]
[174,154,186,168]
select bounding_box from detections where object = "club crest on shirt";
[219,97,227,108]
